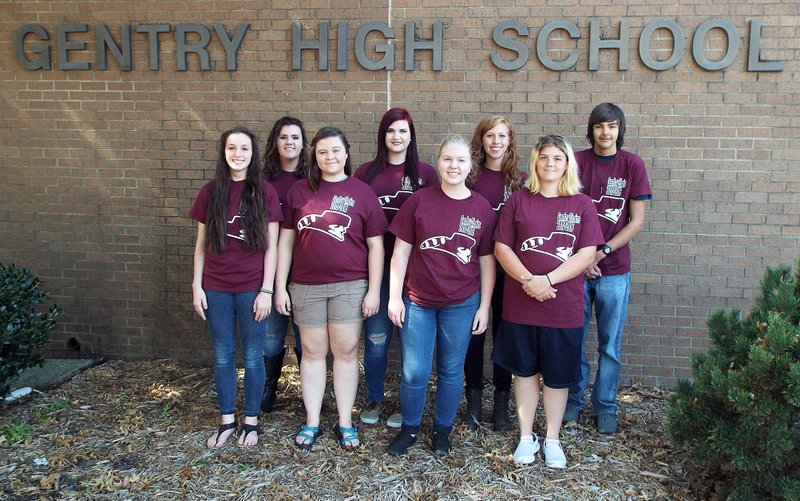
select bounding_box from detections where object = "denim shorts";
[492,320,582,388]
[289,279,367,327]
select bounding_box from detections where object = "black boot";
[261,349,286,413]
[493,389,511,432]
[465,388,483,430]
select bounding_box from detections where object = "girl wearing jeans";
[260,116,309,413]
[355,108,438,427]
[387,134,496,456]
[190,127,282,449]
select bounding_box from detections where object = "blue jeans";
[567,273,630,416]
[362,268,393,403]
[262,295,301,358]
[398,292,478,433]
[206,290,266,417]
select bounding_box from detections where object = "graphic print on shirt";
[491,185,513,212]
[296,195,355,242]
[225,214,247,241]
[377,177,423,211]
[520,212,581,263]
[420,215,481,265]
[593,176,628,224]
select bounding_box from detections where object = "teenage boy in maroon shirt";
[564,103,652,434]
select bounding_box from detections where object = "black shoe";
[261,349,286,413]
[465,388,482,430]
[492,389,511,432]
[388,429,417,456]
[432,431,452,456]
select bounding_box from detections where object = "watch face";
[603,245,612,255]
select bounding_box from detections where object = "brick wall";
[1,1,798,387]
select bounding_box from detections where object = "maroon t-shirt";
[494,190,603,328]
[472,166,529,213]
[282,177,388,285]
[576,148,652,276]
[355,159,438,262]
[390,185,497,307]
[266,169,304,207]
[189,178,283,292]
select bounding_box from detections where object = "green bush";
[668,261,800,499]
[0,263,61,398]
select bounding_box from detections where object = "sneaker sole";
[386,420,402,429]
[360,416,380,425]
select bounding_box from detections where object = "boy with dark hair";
[564,103,652,434]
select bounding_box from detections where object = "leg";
[298,325,329,434]
[463,332,485,429]
[262,302,290,413]
[514,375,541,438]
[204,291,238,448]
[566,279,596,416]
[590,273,630,417]
[542,385,569,468]
[463,333,485,390]
[388,297,436,455]
[433,292,479,433]
[512,374,541,464]
[490,274,512,430]
[362,268,393,405]
[235,291,266,446]
[542,385,568,440]
[397,296,437,430]
[329,321,362,437]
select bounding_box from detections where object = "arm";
[549,246,598,287]
[495,241,556,301]
[192,222,208,320]
[586,199,647,278]
[362,235,384,318]
[387,239,412,327]
[274,227,295,316]
[253,221,280,322]
[472,254,496,334]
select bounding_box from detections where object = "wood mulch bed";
[0,359,710,499]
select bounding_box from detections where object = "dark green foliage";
[0,263,61,398]
[668,261,800,500]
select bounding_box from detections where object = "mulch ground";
[0,359,711,500]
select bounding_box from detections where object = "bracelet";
[545,274,553,287]
[260,288,273,295]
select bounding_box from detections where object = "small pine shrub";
[0,263,61,398]
[668,260,800,499]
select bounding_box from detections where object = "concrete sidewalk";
[5,357,107,401]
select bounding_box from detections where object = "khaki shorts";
[289,279,367,328]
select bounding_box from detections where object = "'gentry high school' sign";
[14,19,784,73]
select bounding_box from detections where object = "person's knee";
[366,330,387,347]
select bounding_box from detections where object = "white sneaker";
[543,439,567,469]
[513,434,540,464]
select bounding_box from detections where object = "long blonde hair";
[525,134,582,196]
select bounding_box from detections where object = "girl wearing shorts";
[463,115,527,431]
[492,134,603,468]
[355,108,438,428]
[190,126,282,449]
[387,134,497,456]
[259,116,309,413]
[275,126,387,451]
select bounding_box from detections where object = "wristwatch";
[602,244,613,256]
